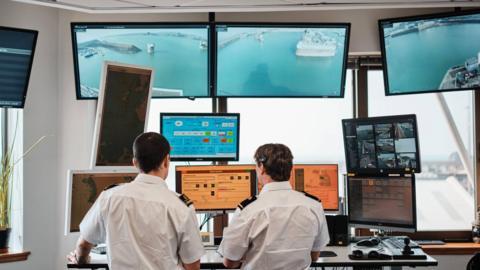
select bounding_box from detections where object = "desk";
[67,245,438,269]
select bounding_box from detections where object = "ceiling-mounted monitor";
[379,10,480,95]
[0,26,38,108]
[71,22,210,99]
[215,23,350,97]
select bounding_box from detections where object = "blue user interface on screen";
[381,11,480,94]
[72,24,210,98]
[216,25,349,97]
[161,115,239,160]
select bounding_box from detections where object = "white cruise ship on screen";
[296,30,337,57]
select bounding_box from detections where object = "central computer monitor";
[160,113,240,161]
[347,174,417,232]
[257,164,339,211]
[175,165,256,211]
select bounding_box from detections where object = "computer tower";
[326,215,349,246]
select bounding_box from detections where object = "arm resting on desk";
[311,251,320,262]
[183,259,201,270]
[67,237,94,264]
[224,258,242,269]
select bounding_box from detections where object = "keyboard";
[415,240,445,245]
[92,245,107,255]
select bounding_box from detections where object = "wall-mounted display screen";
[216,23,350,97]
[380,10,480,95]
[342,114,421,174]
[0,26,38,108]
[71,23,210,99]
[160,113,240,161]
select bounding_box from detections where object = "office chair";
[467,252,480,270]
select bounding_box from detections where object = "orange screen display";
[176,165,256,211]
[258,164,338,210]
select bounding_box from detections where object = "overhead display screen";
[380,10,480,95]
[160,113,240,161]
[71,23,210,99]
[216,24,350,97]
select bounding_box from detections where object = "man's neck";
[144,170,167,180]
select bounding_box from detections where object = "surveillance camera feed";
[380,11,480,94]
[343,115,420,173]
[216,24,349,97]
[72,24,209,98]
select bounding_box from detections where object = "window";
[228,71,353,198]
[147,99,212,190]
[368,70,474,231]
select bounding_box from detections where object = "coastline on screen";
[175,165,256,211]
[257,164,339,211]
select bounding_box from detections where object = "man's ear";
[162,154,170,169]
[132,158,138,168]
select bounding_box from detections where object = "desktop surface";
[67,244,438,269]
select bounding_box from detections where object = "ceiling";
[11,0,480,13]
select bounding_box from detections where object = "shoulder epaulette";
[303,191,321,203]
[238,196,257,211]
[178,194,193,207]
[104,184,119,191]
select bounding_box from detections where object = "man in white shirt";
[67,132,204,270]
[219,143,330,270]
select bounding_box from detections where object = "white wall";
[0,1,474,269]
[0,1,59,269]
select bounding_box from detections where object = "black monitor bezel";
[175,164,257,212]
[0,26,38,108]
[214,22,351,98]
[160,112,240,161]
[342,114,421,174]
[291,163,340,211]
[70,22,212,100]
[347,174,417,232]
[379,9,480,96]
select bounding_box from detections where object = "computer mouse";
[357,238,379,247]
[368,250,380,259]
[352,249,364,259]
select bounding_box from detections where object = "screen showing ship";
[380,11,480,95]
[216,24,349,97]
[72,23,210,99]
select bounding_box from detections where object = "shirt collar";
[260,181,292,195]
[134,173,167,188]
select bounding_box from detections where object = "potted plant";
[0,132,46,253]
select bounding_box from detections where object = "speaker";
[326,215,349,246]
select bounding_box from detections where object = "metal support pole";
[436,92,475,189]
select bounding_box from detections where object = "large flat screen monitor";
[347,175,417,232]
[71,23,210,99]
[215,23,350,97]
[65,170,137,234]
[175,165,256,212]
[160,113,240,161]
[379,10,480,95]
[342,114,421,174]
[0,26,38,108]
[257,164,339,211]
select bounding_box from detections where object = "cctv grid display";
[160,113,240,161]
[71,22,350,99]
[342,114,421,174]
[379,9,480,95]
[0,26,38,108]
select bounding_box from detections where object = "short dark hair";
[133,132,170,173]
[254,143,293,182]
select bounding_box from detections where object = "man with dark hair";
[219,143,329,270]
[68,132,204,270]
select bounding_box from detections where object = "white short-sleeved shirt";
[79,173,205,270]
[219,181,330,270]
